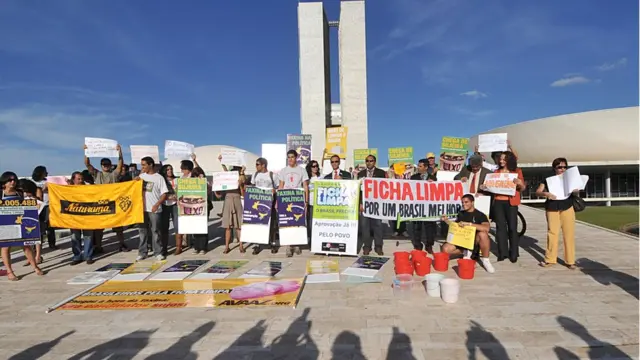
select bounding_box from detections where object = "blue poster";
[0,198,41,247]
[276,189,306,227]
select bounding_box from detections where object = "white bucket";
[424,274,445,297]
[440,278,461,304]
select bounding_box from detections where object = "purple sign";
[276,189,306,227]
[287,134,312,165]
[163,260,208,273]
[243,187,274,225]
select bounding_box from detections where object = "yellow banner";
[48,181,144,230]
[120,261,165,275]
[446,222,476,250]
[58,278,305,310]
[325,127,348,159]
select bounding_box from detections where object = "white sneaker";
[481,257,495,274]
[156,254,166,261]
[135,255,146,262]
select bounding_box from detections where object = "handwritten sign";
[130,145,160,164]
[164,140,194,160]
[446,222,476,250]
[212,171,239,191]
[483,173,518,196]
[478,133,508,153]
[85,137,118,158]
[220,148,247,167]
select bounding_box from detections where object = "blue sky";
[0,0,637,175]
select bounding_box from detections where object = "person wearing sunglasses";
[535,157,580,269]
[0,171,45,281]
[305,160,321,244]
[356,154,386,256]
[323,155,351,180]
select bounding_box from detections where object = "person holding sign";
[441,194,495,274]
[410,158,438,253]
[535,158,579,269]
[481,151,524,263]
[278,150,309,257]
[323,155,351,180]
[356,154,386,256]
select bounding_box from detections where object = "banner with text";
[177,178,208,234]
[241,187,273,245]
[482,172,518,196]
[0,198,41,248]
[353,148,378,168]
[388,147,414,166]
[325,127,348,159]
[276,189,307,246]
[439,137,469,172]
[362,178,463,221]
[287,134,312,165]
[311,180,360,256]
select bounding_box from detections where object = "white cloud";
[460,90,488,99]
[550,76,591,87]
[595,57,628,71]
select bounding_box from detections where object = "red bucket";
[394,251,410,262]
[413,257,432,276]
[395,266,414,275]
[411,250,427,261]
[457,259,476,280]
[433,252,450,272]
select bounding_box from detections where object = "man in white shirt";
[137,156,169,261]
[251,157,278,255]
[278,150,309,257]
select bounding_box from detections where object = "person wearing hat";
[424,152,438,181]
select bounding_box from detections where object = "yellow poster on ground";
[446,222,476,250]
[325,127,348,159]
[48,181,144,230]
[57,278,305,310]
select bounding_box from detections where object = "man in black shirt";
[357,154,386,255]
[440,194,495,273]
[410,158,437,253]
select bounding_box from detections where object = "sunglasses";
[311,164,319,168]
[556,166,568,170]
[365,160,375,163]
[7,178,16,182]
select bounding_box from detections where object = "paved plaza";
[0,206,638,360]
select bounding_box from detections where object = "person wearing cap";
[424,152,439,181]
[83,144,129,253]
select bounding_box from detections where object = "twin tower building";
[298,0,369,168]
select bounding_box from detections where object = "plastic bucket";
[392,274,413,298]
[440,278,461,303]
[433,252,450,272]
[395,264,414,275]
[424,273,445,297]
[394,251,411,262]
[411,249,427,260]
[456,259,476,280]
[413,257,432,276]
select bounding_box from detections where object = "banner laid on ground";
[353,148,378,169]
[276,189,307,246]
[67,270,120,285]
[388,147,414,166]
[306,260,340,283]
[176,178,208,234]
[150,260,209,281]
[48,181,144,230]
[311,180,360,256]
[482,173,518,196]
[0,198,41,248]
[439,136,469,172]
[287,134,312,165]
[341,256,390,278]
[240,261,289,278]
[211,278,304,308]
[191,260,249,280]
[446,222,476,250]
[241,187,274,245]
[95,263,133,272]
[361,178,463,221]
[112,261,165,281]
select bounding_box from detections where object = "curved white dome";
[164,145,260,174]
[469,107,639,166]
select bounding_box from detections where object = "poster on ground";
[240,261,289,278]
[67,270,120,285]
[191,260,249,280]
[306,260,340,283]
[325,127,348,159]
[287,134,312,165]
[150,260,209,281]
[209,278,305,308]
[341,256,389,278]
[353,149,378,170]
[95,263,133,272]
[276,189,307,246]
[439,137,469,172]
[176,178,208,234]
[0,198,41,248]
[311,180,360,256]
[112,261,166,281]
[361,178,463,222]
[388,147,414,166]
[241,187,274,245]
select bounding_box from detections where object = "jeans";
[412,221,436,249]
[138,212,163,257]
[71,229,93,261]
[360,217,383,250]
[493,200,519,260]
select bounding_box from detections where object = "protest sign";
[164,140,194,160]
[0,198,41,248]
[311,180,360,256]
[130,145,160,164]
[211,171,239,191]
[354,148,378,169]
[84,137,118,158]
[546,166,589,200]
[478,133,508,153]
[439,137,469,172]
[388,147,414,166]
[276,189,307,246]
[177,178,208,234]
[325,127,348,159]
[241,187,274,245]
[287,134,312,165]
[220,148,247,167]
[446,222,476,250]
[483,173,518,196]
[361,178,463,221]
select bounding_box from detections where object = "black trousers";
[307,205,313,242]
[389,220,406,234]
[412,221,436,249]
[39,206,56,247]
[360,217,383,250]
[493,200,519,260]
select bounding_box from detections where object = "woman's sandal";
[567,264,577,270]
[539,262,554,268]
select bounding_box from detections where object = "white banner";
[362,178,463,221]
[130,145,160,164]
[85,137,118,158]
[220,148,247,167]
[478,133,508,153]
[482,173,518,196]
[164,140,194,160]
[211,171,239,191]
